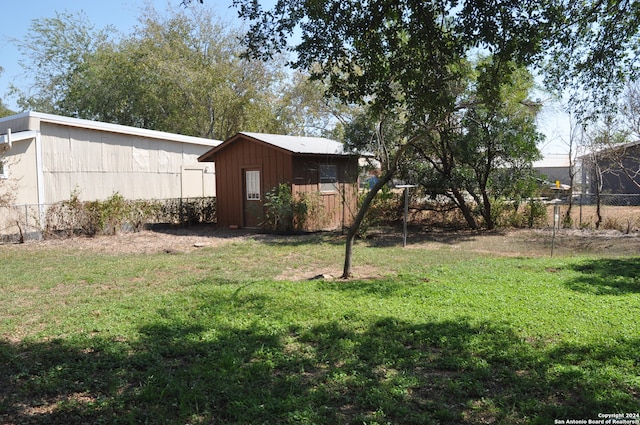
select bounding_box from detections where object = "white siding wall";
[2,137,38,206]
[40,123,215,203]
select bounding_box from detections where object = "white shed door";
[182,168,204,198]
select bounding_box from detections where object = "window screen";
[320,164,337,192]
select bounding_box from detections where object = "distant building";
[533,154,572,187]
[0,111,220,238]
[579,141,640,196]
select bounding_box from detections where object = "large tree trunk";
[480,189,495,230]
[341,141,414,279]
[451,189,478,230]
[342,168,396,278]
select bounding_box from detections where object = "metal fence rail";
[575,193,640,207]
[2,194,638,243]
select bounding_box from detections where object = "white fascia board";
[3,111,221,148]
[0,130,38,144]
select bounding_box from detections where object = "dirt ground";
[4,225,640,257]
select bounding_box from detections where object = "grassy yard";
[1,232,639,424]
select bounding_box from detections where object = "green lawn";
[1,233,639,424]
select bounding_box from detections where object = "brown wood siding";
[203,134,360,230]
[209,136,293,228]
[292,155,359,230]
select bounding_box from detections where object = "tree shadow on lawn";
[253,231,346,247]
[248,226,487,249]
[1,317,638,424]
[357,226,489,248]
[567,257,640,295]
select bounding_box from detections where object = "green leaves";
[543,0,640,116]
[12,11,116,114]
[12,5,336,139]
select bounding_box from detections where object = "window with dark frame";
[319,164,337,192]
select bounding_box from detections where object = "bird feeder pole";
[396,184,417,247]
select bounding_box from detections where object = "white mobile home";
[0,111,220,206]
[0,112,220,238]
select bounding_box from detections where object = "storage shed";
[198,132,361,230]
[533,154,572,187]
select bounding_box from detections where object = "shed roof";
[198,132,359,162]
[577,139,640,160]
[0,111,222,147]
[240,132,352,155]
[532,154,571,169]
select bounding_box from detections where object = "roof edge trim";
[0,111,221,147]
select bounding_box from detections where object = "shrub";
[44,192,216,238]
[263,184,330,232]
[160,197,217,226]
[264,184,296,232]
[86,193,129,235]
[499,198,547,228]
[295,191,330,231]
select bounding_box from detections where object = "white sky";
[0,0,570,156]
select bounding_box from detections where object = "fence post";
[579,193,583,228]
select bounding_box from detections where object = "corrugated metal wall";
[2,137,39,205]
[40,123,215,202]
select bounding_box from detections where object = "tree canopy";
[200,0,640,276]
[544,0,640,115]
[12,5,338,139]
[229,0,640,113]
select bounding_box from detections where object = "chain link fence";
[0,204,43,243]
[396,192,640,232]
[547,193,640,232]
[3,193,638,243]
[1,197,216,244]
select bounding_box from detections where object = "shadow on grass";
[253,231,345,247]
[250,227,488,250]
[316,276,408,297]
[1,318,638,424]
[567,257,640,295]
[357,226,488,248]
